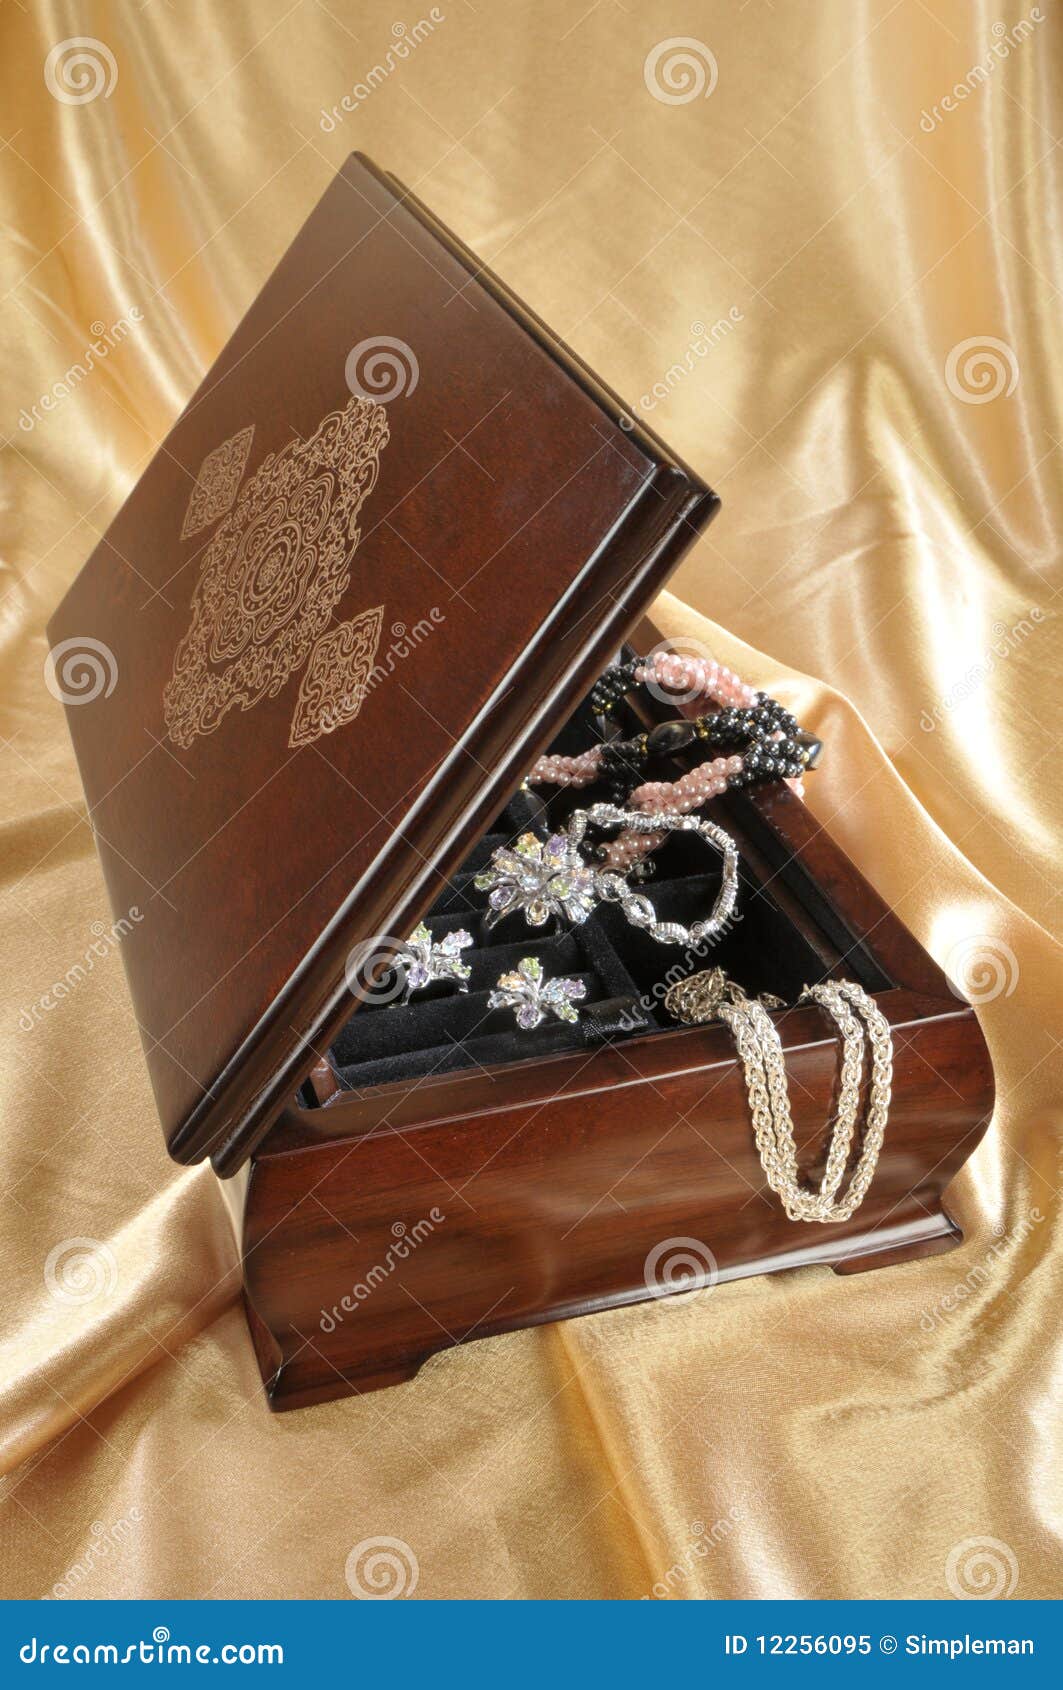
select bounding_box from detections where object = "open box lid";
[47,152,719,1176]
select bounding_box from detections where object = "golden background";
[2,0,1061,1599]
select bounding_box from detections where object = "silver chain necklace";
[666,970,893,1223]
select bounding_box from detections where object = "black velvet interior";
[327,680,835,1095]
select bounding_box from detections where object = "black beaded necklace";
[588,657,821,808]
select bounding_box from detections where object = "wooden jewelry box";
[48,154,994,1412]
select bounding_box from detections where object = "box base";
[244,1194,968,1414]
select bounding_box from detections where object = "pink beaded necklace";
[528,650,810,870]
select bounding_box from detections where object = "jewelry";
[529,711,811,798]
[590,650,759,715]
[474,831,598,930]
[590,652,821,774]
[528,646,822,874]
[527,747,746,872]
[394,922,473,1001]
[566,804,739,946]
[665,965,785,1023]
[665,970,892,1224]
[488,956,587,1030]
[475,808,737,946]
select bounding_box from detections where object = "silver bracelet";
[475,803,739,947]
[566,802,739,946]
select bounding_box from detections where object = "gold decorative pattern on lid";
[180,424,255,539]
[163,398,389,748]
[289,605,386,748]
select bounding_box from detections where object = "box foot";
[830,1209,962,1276]
[264,1352,431,1413]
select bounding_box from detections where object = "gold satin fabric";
[2,0,1061,1600]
